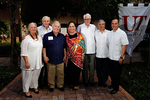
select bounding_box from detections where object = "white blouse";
[21,35,43,70]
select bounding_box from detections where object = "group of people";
[20,13,129,98]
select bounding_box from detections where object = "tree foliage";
[0,20,10,41]
[82,0,129,29]
[21,0,129,29]
[21,0,84,24]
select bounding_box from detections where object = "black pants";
[68,59,81,86]
[38,62,47,88]
[109,59,123,91]
[96,58,109,83]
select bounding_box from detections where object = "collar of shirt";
[98,29,108,34]
[112,28,121,33]
[82,23,92,28]
[51,31,61,37]
[42,24,52,31]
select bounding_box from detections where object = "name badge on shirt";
[48,36,53,40]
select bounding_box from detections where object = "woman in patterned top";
[66,21,85,90]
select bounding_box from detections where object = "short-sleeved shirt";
[77,23,97,54]
[107,28,129,61]
[37,25,53,38]
[43,31,66,64]
[95,29,110,58]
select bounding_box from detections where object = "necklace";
[30,34,37,40]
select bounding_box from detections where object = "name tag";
[48,36,53,40]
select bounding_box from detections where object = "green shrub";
[0,20,10,42]
[121,62,150,100]
[0,66,21,91]
[0,42,21,57]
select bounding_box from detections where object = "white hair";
[27,22,39,35]
[52,21,61,27]
[98,19,105,25]
[83,13,91,19]
[42,16,50,21]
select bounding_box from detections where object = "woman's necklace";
[30,34,37,40]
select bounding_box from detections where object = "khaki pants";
[47,63,64,88]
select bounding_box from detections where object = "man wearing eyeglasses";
[77,13,97,86]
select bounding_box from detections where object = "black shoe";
[49,88,54,92]
[110,89,118,94]
[108,85,113,89]
[90,82,95,86]
[33,90,39,94]
[24,93,32,98]
[102,83,107,87]
[69,85,73,89]
[58,87,64,91]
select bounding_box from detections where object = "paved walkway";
[0,73,135,100]
[0,53,141,100]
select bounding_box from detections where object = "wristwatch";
[120,57,123,59]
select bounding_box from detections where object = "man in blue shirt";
[43,21,66,92]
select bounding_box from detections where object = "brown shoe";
[73,86,79,90]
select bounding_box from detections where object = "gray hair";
[98,19,106,25]
[83,13,91,19]
[52,21,61,27]
[26,22,39,35]
[42,16,50,21]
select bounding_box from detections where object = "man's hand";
[81,55,84,63]
[44,56,49,63]
[119,58,123,65]
[22,34,28,40]
[25,62,30,69]
[63,56,66,62]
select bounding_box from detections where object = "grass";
[0,66,21,91]
[121,62,150,100]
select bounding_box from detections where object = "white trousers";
[22,69,41,92]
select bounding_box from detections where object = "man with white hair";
[37,16,53,38]
[37,16,53,88]
[43,21,66,92]
[77,13,97,86]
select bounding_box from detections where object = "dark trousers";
[96,57,109,84]
[38,62,47,88]
[82,54,95,83]
[109,59,123,91]
[68,59,81,86]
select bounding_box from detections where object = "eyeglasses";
[84,19,91,20]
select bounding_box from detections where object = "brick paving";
[0,73,135,100]
[0,72,135,100]
[0,53,139,100]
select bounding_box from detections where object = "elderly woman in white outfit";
[21,22,43,98]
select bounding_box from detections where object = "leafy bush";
[0,42,21,57]
[121,62,150,100]
[0,66,21,91]
[0,20,10,42]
